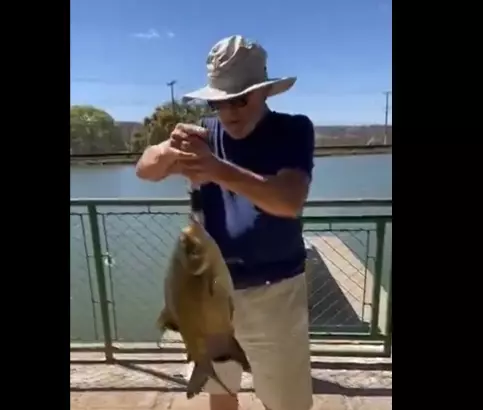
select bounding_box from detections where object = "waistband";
[229,258,305,290]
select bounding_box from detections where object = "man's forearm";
[135,141,177,182]
[211,159,306,218]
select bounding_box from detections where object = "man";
[136,35,314,410]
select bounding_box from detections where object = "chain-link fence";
[70,199,392,360]
[304,219,391,337]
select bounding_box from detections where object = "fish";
[157,216,251,399]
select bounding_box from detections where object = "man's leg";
[209,393,239,410]
[234,273,313,410]
[203,360,242,410]
[203,273,312,410]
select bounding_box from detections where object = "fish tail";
[156,308,179,332]
[186,362,208,399]
[212,337,251,373]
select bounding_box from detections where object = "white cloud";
[133,29,160,40]
[166,31,175,39]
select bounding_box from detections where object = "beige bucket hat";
[182,35,297,102]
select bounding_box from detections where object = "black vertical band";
[189,188,203,213]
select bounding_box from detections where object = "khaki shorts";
[195,273,313,410]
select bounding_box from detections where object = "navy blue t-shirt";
[200,111,315,289]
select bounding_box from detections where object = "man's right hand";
[170,123,209,152]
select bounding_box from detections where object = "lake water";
[70,155,392,343]
[70,155,392,199]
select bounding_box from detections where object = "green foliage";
[129,100,213,152]
[70,102,213,155]
[70,105,121,154]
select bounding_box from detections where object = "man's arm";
[135,140,179,182]
[212,163,310,218]
[136,123,207,182]
[211,115,315,218]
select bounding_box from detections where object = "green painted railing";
[70,198,392,361]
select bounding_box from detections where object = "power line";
[71,77,171,86]
[71,78,391,96]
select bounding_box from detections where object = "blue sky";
[71,0,392,125]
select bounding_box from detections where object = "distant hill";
[115,121,143,146]
[115,121,392,148]
[315,125,392,147]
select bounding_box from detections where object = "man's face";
[207,89,267,139]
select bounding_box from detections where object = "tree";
[129,100,213,152]
[70,105,120,154]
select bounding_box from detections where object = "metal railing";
[70,198,392,360]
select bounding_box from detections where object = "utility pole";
[167,80,177,114]
[383,91,392,145]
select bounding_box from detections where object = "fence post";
[370,220,386,336]
[87,204,114,362]
[383,263,392,357]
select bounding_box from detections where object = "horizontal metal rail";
[70,197,392,361]
[70,197,392,208]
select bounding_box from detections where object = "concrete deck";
[305,233,389,330]
[71,349,391,409]
[71,391,392,409]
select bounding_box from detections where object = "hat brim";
[182,77,297,102]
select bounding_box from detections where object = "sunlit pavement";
[71,391,392,409]
[70,355,391,410]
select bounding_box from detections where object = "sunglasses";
[207,95,249,111]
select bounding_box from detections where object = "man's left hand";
[175,133,221,184]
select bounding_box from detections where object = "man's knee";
[205,361,242,410]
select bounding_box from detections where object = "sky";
[70,0,392,125]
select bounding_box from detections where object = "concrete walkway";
[71,355,391,410]
[71,391,391,409]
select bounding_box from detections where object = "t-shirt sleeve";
[277,114,315,179]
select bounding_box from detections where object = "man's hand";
[178,138,220,184]
[170,123,221,184]
[169,123,208,151]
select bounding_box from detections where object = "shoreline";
[70,145,392,166]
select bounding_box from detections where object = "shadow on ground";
[72,358,391,371]
[311,377,390,397]
[305,246,365,329]
[70,361,391,397]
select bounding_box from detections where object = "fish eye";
[185,240,201,258]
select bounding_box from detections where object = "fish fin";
[164,321,179,332]
[186,363,209,399]
[156,308,179,332]
[187,360,237,399]
[212,337,251,373]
